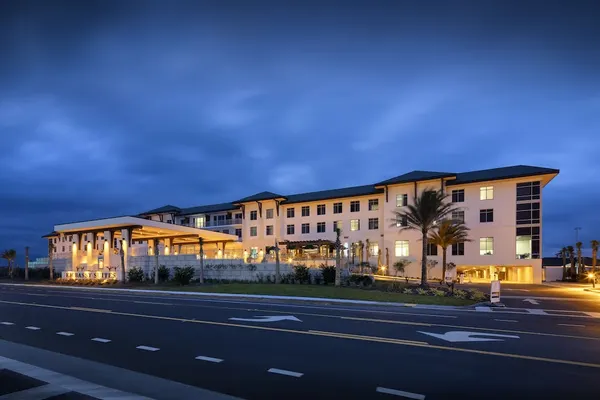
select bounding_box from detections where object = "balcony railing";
[183,218,243,228]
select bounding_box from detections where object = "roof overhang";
[50,216,239,244]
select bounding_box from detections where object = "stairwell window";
[480,237,494,255]
[395,240,409,257]
[480,186,494,200]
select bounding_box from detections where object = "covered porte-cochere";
[456,265,534,283]
[44,216,240,281]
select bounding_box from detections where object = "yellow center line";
[1,299,600,369]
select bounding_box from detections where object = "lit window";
[516,235,532,259]
[250,211,258,220]
[301,206,310,217]
[451,210,465,223]
[266,225,273,235]
[250,227,257,237]
[286,224,295,235]
[266,209,274,219]
[333,202,343,214]
[317,222,326,233]
[333,221,342,232]
[369,242,379,257]
[479,209,494,223]
[452,189,465,203]
[395,240,409,257]
[350,200,360,212]
[368,218,379,230]
[396,194,408,207]
[350,219,360,231]
[194,216,205,228]
[480,237,494,255]
[480,186,494,200]
[287,208,295,218]
[301,223,310,234]
[317,204,326,215]
[396,215,408,227]
[368,199,379,211]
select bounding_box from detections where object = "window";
[333,221,342,232]
[427,243,438,256]
[516,226,540,258]
[480,237,494,255]
[396,215,408,227]
[317,222,326,233]
[516,236,532,259]
[451,210,465,223]
[287,208,295,218]
[235,228,242,238]
[301,223,310,234]
[316,204,326,215]
[350,200,360,212]
[266,225,273,235]
[287,224,295,235]
[516,202,541,225]
[350,219,360,231]
[333,202,343,214]
[368,218,379,230]
[368,199,379,211]
[396,194,408,207]
[250,211,258,220]
[250,227,257,237]
[480,209,494,223]
[395,240,409,257]
[516,181,541,201]
[369,242,379,257]
[235,213,242,220]
[301,206,310,217]
[194,216,205,228]
[480,186,494,200]
[451,189,465,203]
[62,246,65,252]
[266,209,274,219]
[68,235,72,241]
[452,242,464,256]
[166,220,172,224]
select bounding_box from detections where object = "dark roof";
[179,202,238,215]
[447,165,559,186]
[138,205,181,215]
[42,231,58,238]
[234,191,286,203]
[283,184,383,204]
[376,170,455,186]
[543,257,599,266]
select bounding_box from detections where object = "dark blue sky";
[1,0,599,260]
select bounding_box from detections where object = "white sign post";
[490,280,501,304]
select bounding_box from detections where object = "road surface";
[0,283,598,399]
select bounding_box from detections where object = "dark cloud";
[1,0,599,261]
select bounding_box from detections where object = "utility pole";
[25,246,29,281]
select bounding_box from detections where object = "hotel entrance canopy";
[45,216,239,245]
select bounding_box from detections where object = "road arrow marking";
[418,330,520,343]
[523,298,540,305]
[229,315,302,323]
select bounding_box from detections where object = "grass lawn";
[151,283,475,306]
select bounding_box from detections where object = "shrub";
[158,265,170,282]
[313,272,323,285]
[293,265,310,284]
[173,266,195,285]
[320,265,336,285]
[402,288,414,295]
[468,289,487,302]
[453,289,468,299]
[349,274,373,287]
[429,288,446,297]
[246,264,257,272]
[416,288,429,296]
[127,267,144,282]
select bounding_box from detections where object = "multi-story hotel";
[46,165,558,283]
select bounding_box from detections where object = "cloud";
[268,164,316,193]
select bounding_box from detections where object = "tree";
[393,260,410,277]
[119,241,126,282]
[567,245,575,280]
[576,241,583,276]
[1,249,16,278]
[560,247,568,281]
[591,240,599,274]
[429,219,471,283]
[391,189,459,287]
[274,239,281,284]
[334,228,342,286]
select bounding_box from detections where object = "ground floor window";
[369,242,379,257]
[516,235,532,259]
[395,240,409,257]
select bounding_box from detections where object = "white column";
[71,233,79,272]
[103,231,112,269]
[86,234,92,266]
[121,229,130,278]
[164,238,172,255]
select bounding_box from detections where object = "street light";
[588,272,596,289]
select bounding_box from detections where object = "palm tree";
[393,260,410,277]
[576,242,583,277]
[429,219,471,283]
[561,247,568,281]
[1,249,16,278]
[591,240,599,274]
[334,228,342,287]
[391,189,460,287]
[567,245,575,280]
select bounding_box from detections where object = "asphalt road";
[0,284,599,399]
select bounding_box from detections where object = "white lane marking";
[25,326,41,330]
[133,300,173,305]
[0,322,14,325]
[585,312,600,318]
[267,368,303,378]
[494,319,518,323]
[419,330,520,343]
[91,337,111,343]
[558,324,586,328]
[195,356,223,363]
[523,299,540,305]
[136,345,160,352]
[527,309,548,315]
[376,386,426,399]
[56,332,74,336]
[475,306,492,312]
